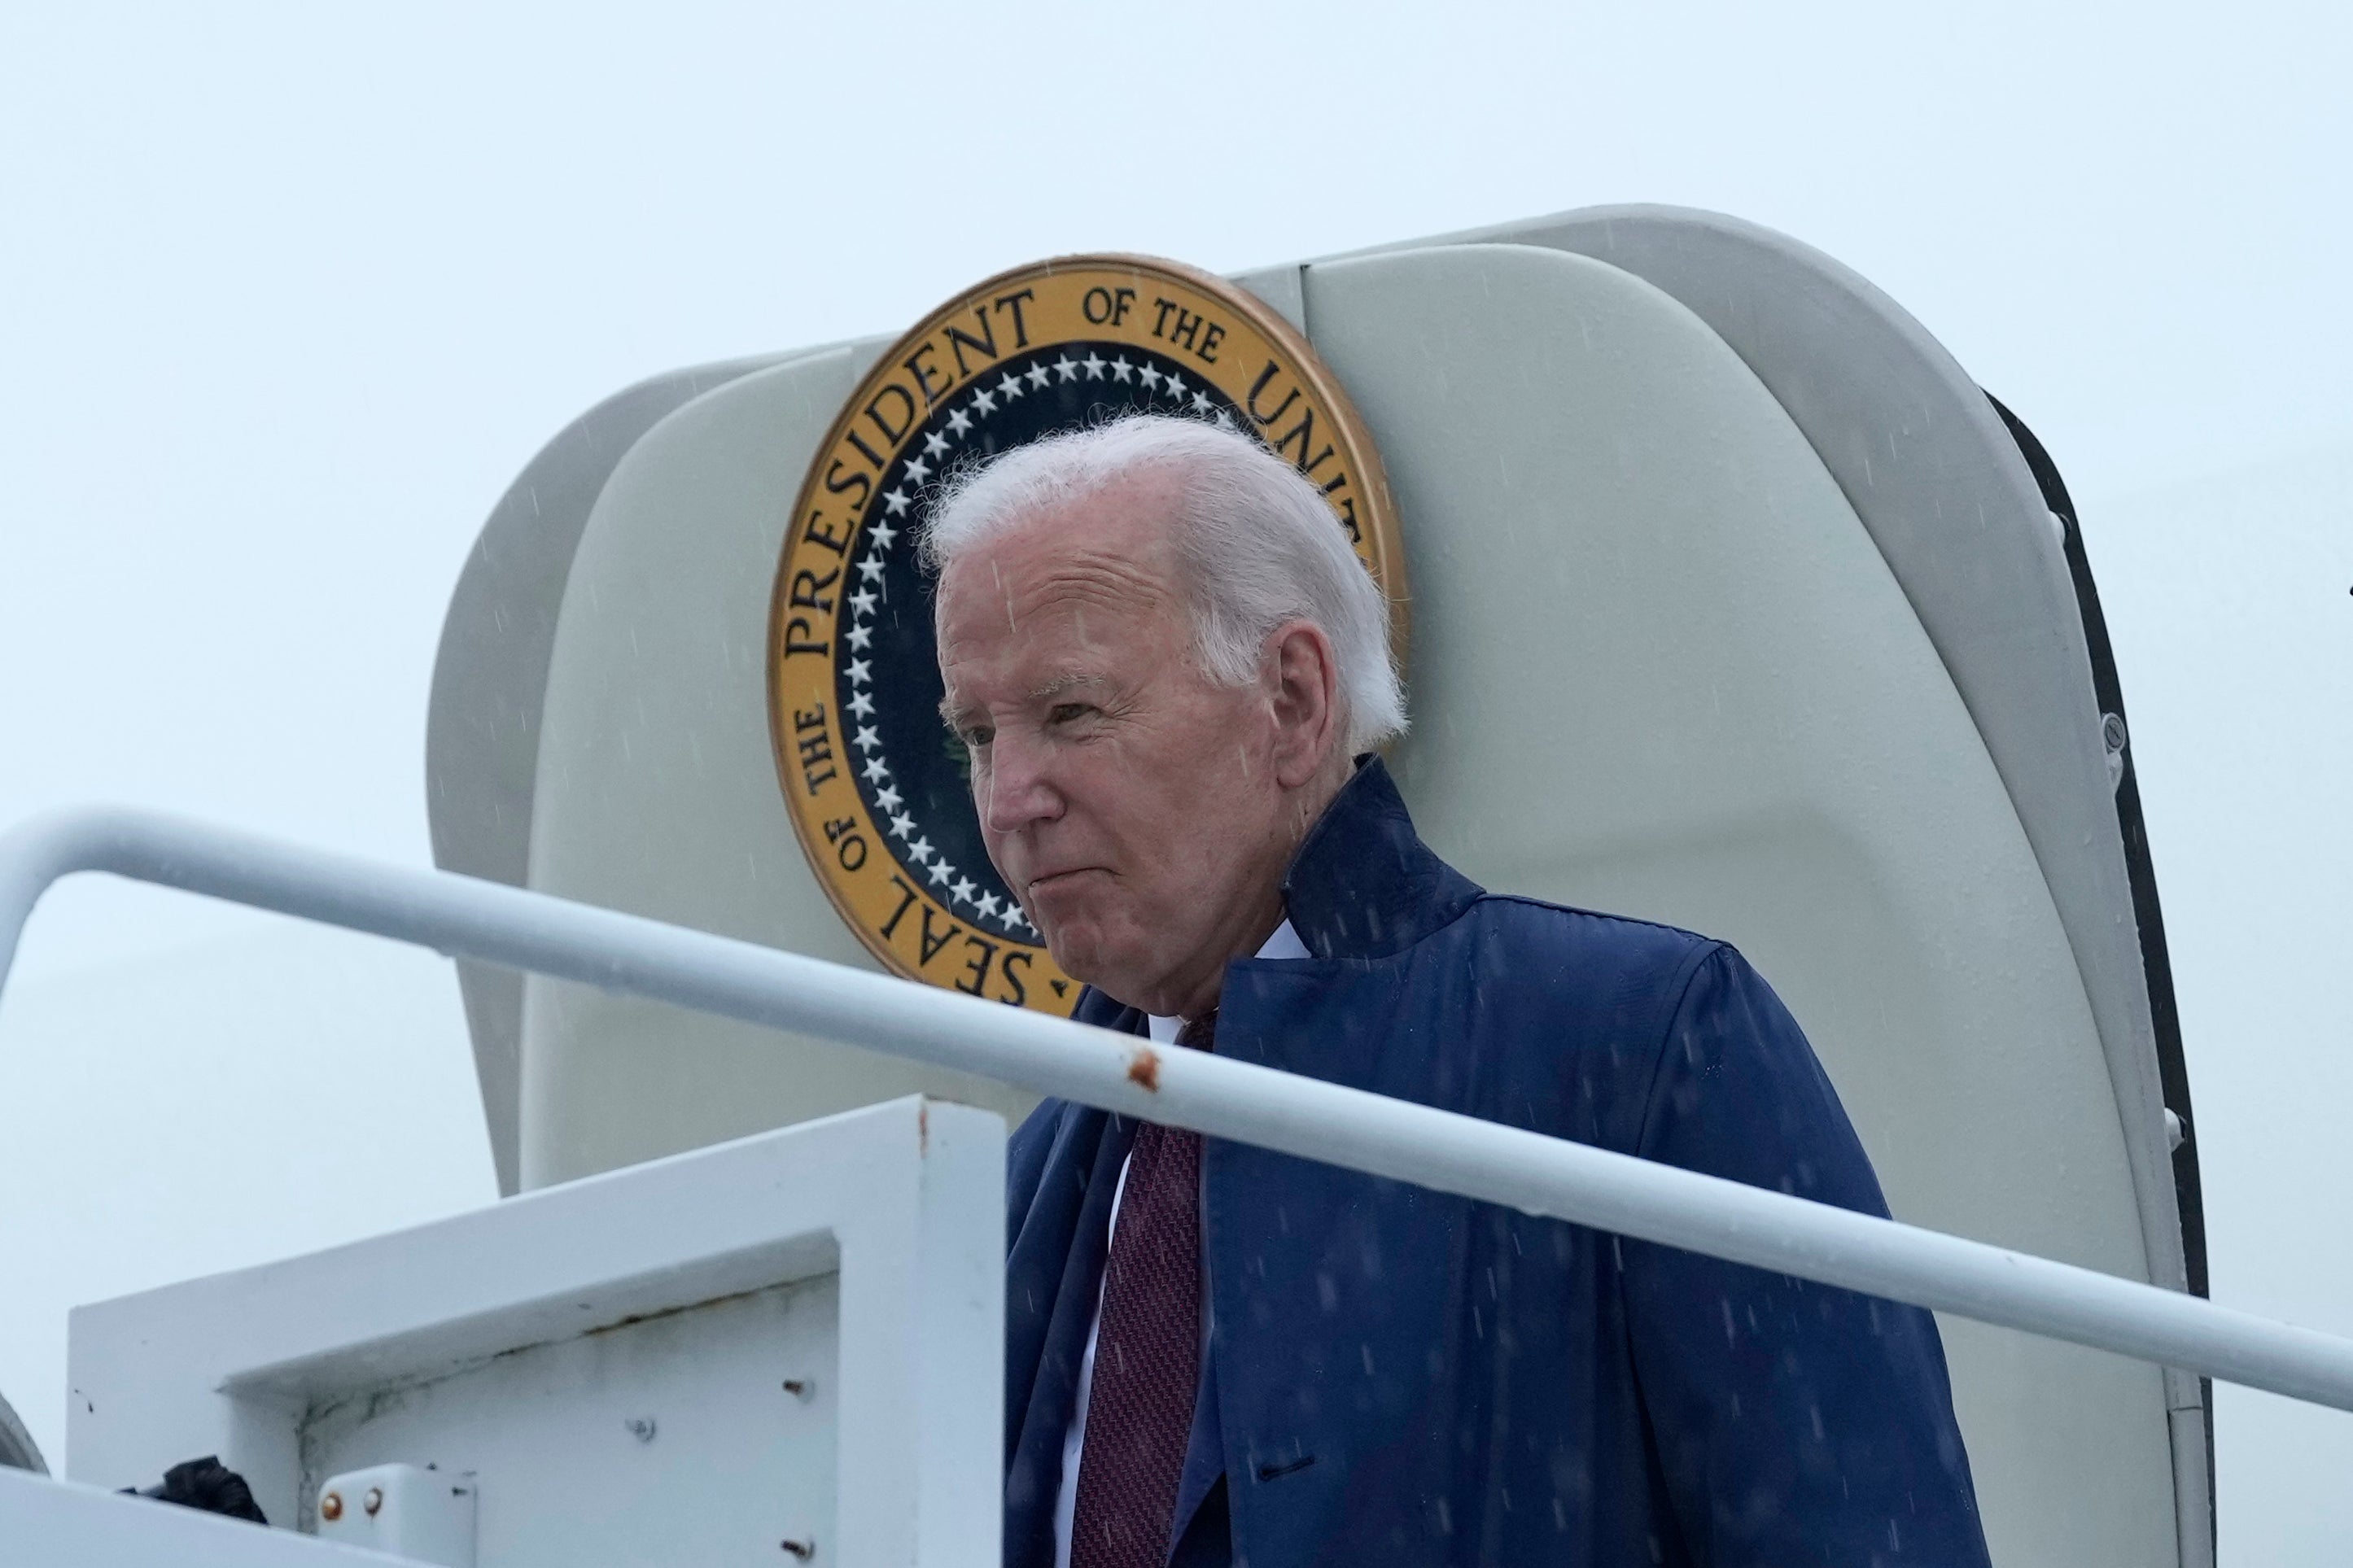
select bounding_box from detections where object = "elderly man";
[926,414,1990,1568]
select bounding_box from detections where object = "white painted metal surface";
[5,807,2352,1424]
[514,338,1038,1188]
[304,1282,829,1565]
[315,1464,475,1566]
[63,1094,1003,1568]
[0,1464,401,1566]
[426,349,795,1196]
[1300,242,2185,1562]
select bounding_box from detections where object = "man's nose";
[980,730,1063,834]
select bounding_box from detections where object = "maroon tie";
[1069,1012,1214,1568]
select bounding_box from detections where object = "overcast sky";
[1,2,2347,1560]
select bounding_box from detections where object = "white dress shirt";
[1050,919,1311,1568]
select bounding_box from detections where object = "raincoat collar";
[1279,756,1482,963]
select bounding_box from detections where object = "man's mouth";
[1026,867,1107,898]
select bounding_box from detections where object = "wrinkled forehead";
[934,483,1194,695]
[938,475,1189,621]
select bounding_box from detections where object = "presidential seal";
[767,254,1403,1015]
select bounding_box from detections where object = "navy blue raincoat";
[1004,759,1989,1567]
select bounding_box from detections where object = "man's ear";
[1265,620,1341,789]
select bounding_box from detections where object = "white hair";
[920,413,1406,753]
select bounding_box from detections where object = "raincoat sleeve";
[1618,944,1992,1567]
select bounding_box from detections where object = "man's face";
[934,476,1297,1017]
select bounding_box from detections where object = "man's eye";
[1047,703,1092,726]
[961,726,995,749]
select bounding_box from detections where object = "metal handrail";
[5,806,2351,1414]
